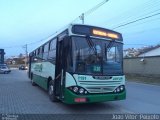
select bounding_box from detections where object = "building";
[138,45,160,57]
[0,49,5,64]
[123,48,139,58]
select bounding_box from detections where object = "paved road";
[0,69,160,114]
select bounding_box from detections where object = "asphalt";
[0,69,160,114]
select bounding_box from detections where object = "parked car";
[0,64,11,74]
[19,65,28,70]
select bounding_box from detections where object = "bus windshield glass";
[70,36,123,76]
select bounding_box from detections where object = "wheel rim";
[49,85,54,95]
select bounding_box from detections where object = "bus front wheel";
[48,81,59,102]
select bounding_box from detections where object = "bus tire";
[48,81,59,102]
[31,73,36,86]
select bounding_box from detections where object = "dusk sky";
[0,0,160,57]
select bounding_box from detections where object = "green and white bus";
[28,24,126,104]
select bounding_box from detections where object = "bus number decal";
[78,76,86,81]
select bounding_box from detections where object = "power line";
[110,8,160,29]
[85,0,109,16]
[20,0,109,48]
[105,0,160,28]
[112,12,160,29]
[3,0,109,49]
[2,25,69,49]
[105,0,151,23]
[72,0,109,24]
[27,24,70,47]
[118,18,160,31]
[3,0,160,50]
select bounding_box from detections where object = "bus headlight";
[68,86,88,95]
[120,85,124,91]
[116,88,120,92]
[73,87,78,93]
[79,88,84,94]
[114,85,125,93]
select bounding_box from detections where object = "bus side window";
[48,39,57,64]
[41,45,44,59]
[34,51,36,57]
[36,47,43,60]
[43,43,49,60]
[36,49,39,57]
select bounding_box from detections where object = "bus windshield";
[70,36,123,76]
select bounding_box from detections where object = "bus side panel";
[31,61,55,90]
[32,74,48,90]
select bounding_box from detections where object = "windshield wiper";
[86,36,97,55]
[85,36,103,75]
[106,40,115,52]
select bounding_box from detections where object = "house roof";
[137,45,160,56]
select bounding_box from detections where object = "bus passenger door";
[55,37,68,99]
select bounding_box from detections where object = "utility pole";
[79,13,84,24]
[23,44,28,66]
[25,44,28,66]
[73,0,109,24]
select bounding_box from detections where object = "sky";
[0,0,160,57]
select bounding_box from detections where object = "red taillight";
[74,98,86,103]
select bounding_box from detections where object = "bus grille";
[78,81,121,93]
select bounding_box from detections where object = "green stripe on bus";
[63,88,126,104]
[33,74,48,90]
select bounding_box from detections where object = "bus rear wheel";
[48,81,59,102]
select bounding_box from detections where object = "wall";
[124,56,160,77]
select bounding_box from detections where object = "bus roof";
[69,24,122,40]
[30,24,122,55]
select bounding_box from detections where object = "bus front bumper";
[63,88,126,104]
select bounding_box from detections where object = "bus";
[28,24,126,104]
